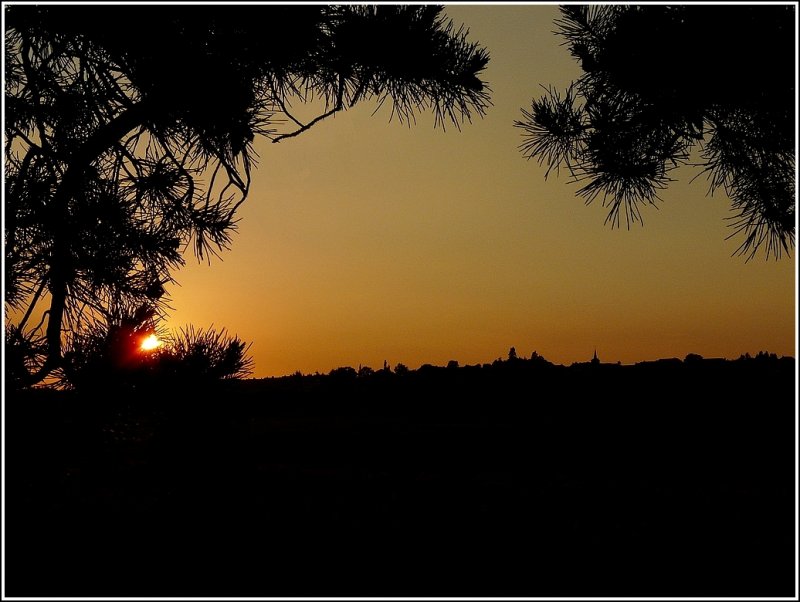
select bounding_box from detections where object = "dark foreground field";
[5,357,796,597]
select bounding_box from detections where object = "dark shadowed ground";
[5,356,796,597]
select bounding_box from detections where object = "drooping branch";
[6,4,493,389]
[517,4,794,260]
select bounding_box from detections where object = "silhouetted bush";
[60,310,163,391]
[160,325,254,383]
[59,317,252,392]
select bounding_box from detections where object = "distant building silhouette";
[570,348,620,370]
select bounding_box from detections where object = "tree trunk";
[25,102,149,386]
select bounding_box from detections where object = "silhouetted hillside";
[5,352,796,597]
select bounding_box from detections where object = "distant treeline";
[220,349,795,423]
[257,348,794,383]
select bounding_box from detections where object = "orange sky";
[163,5,797,377]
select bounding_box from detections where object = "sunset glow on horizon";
[156,5,795,378]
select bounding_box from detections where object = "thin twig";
[17,278,48,332]
[272,76,345,143]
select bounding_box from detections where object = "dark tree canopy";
[4,4,491,386]
[515,5,795,260]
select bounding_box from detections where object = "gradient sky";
[163,4,796,378]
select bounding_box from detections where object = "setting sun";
[140,334,162,352]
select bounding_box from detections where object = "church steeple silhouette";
[591,348,600,365]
